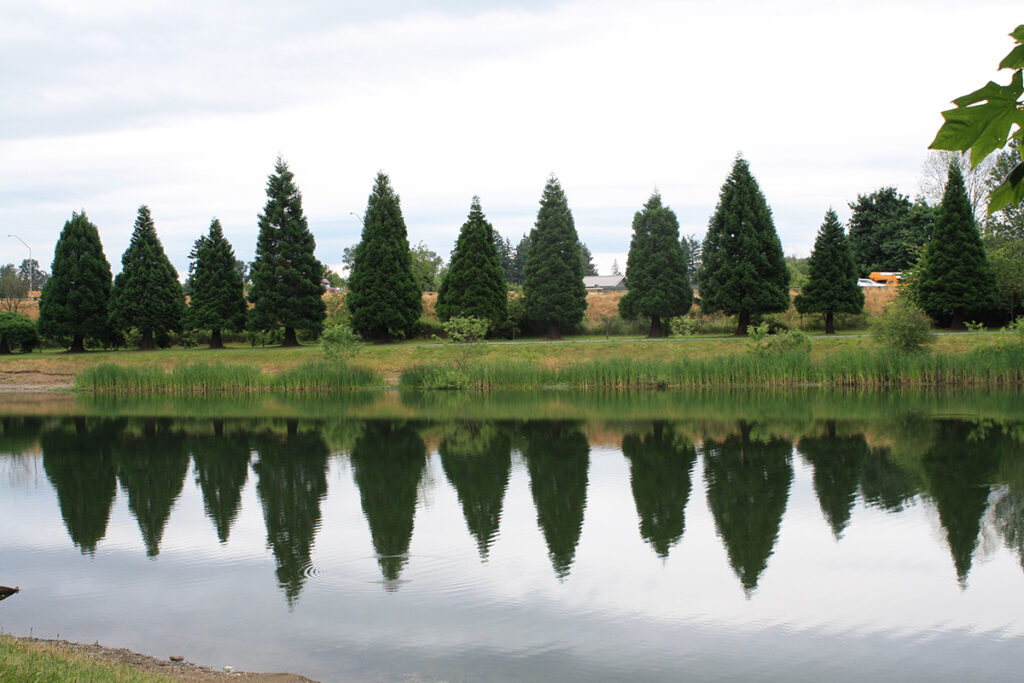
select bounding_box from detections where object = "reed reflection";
[703,423,793,595]
[349,421,427,587]
[521,421,590,579]
[253,420,329,606]
[621,422,697,558]
[438,421,512,559]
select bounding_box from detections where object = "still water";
[1,390,1023,681]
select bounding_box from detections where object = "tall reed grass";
[400,345,1024,390]
[77,360,383,395]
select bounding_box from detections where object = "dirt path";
[14,637,319,682]
[0,369,74,391]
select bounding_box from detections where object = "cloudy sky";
[1,0,1018,278]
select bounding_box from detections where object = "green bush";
[746,321,811,355]
[415,316,446,340]
[0,312,39,353]
[441,316,489,344]
[870,299,935,353]
[320,323,364,361]
[670,316,698,337]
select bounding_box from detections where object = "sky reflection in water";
[1,392,1023,682]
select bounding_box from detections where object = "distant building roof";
[583,275,627,290]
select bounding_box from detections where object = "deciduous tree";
[436,197,508,330]
[248,158,326,346]
[347,172,422,341]
[109,205,186,349]
[523,176,587,338]
[697,156,789,335]
[794,209,864,334]
[618,193,692,337]
[38,211,113,352]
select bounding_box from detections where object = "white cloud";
[1,0,1019,274]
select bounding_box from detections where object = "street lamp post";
[7,234,32,293]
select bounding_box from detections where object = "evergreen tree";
[248,158,326,346]
[436,196,508,329]
[109,205,186,350]
[38,211,113,353]
[794,209,864,334]
[847,188,915,275]
[698,157,789,335]
[523,176,587,338]
[579,241,598,276]
[916,161,998,328]
[347,172,422,341]
[186,218,247,349]
[618,193,693,337]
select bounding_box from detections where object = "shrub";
[870,299,935,353]
[669,316,698,337]
[0,312,39,353]
[746,321,811,355]
[441,316,489,344]
[415,316,446,340]
[320,323,364,361]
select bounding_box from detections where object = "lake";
[1,389,1023,681]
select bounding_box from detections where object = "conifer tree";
[248,158,326,346]
[523,176,587,338]
[916,161,998,328]
[618,193,692,337]
[187,218,247,348]
[697,156,789,335]
[347,172,422,341]
[794,209,864,334]
[38,211,113,352]
[108,206,186,350]
[436,196,507,330]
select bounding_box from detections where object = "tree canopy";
[846,188,933,275]
[618,193,692,337]
[436,196,508,330]
[347,172,422,341]
[186,218,247,348]
[696,156,789,335]
[523,176,587,338]
[109,205,186,349]
[248,158,326,346]
[916,161,998,328]
[794,208,864,333]
[38,211,113,352]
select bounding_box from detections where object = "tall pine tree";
[347,172,422,341]
[523,176,587,338]
[248,158,326,346]
[436,196,507,330]
[697,156,789,335]
[794,208,864,334]
[38,211,112,352]
[916,161,997,328]
[186,218,247,349]
[108,205,185,350]
[618,192,692,337]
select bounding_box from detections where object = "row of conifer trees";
[35,151,992,351]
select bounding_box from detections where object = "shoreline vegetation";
[2,330,1013,394]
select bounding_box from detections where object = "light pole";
[7,234,32,293]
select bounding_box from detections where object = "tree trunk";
[735,310,750,336]
[209,328,224,349]
[139,329,154,350]
[282,326,299,347]
[547,322,561,340]
[649,314,663,338]
[825,311,835,335]
[69,335,86,353]
[950,311,965,330]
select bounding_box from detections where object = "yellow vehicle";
[868,271,902,286]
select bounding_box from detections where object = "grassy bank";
[399,344,1024,390]
[2,330,1020,393]
[77,359,384,395]
[0,635,169,682]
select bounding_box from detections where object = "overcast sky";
[1,0,1018,278]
